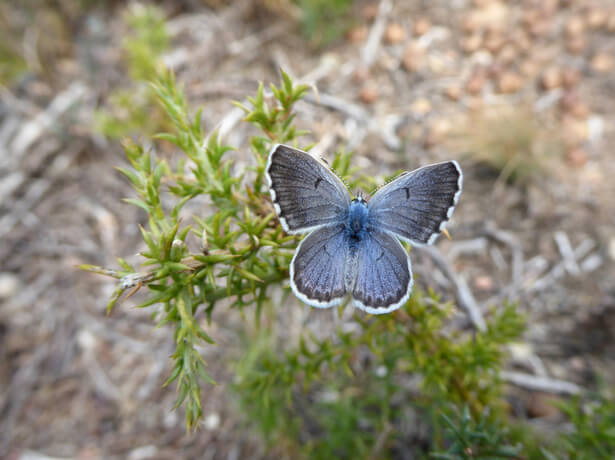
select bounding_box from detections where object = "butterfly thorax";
[346,197,369,245]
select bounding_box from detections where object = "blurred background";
[1,0,614,459]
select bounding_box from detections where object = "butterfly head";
[353,190,368,203]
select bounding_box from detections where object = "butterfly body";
[346,197,369,245]
[266,144,462,314]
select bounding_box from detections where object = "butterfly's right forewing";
[266,144,350,234]
[368,161,462,245]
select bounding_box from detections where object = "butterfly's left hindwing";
[266,144,350,234]
[290,224,349,307]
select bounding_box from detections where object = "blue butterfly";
[266,144,462,314]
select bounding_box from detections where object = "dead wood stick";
[416,245,486,332]
[303,92,370,123]
[361,0,392,68]
[530,238,595,292]
[501,370,583,395]
[7,81,86,163]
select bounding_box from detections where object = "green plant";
[294,0,356,47]
[554,392,615,459]
[94,4,169,138]
[234,288,525,459]
[430,406,521,460]
[83,68,312,429]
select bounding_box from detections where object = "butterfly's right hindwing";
[266,144,350,234]
[352,229,412,314]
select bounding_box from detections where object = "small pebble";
[384,23,406,44]
[527,392,561,418]
[358,85,379,104]
[362,3,379,21]
[561,68,581,88]
[445,86,462,101]
[413,18,431,36]
[608,238,615,261]
[483,32,505,53]
[462,34,483,53]
[474,275,494,291]
[541,67,562,90]
[586,8,607,29]
[566,148,588,168]
[346,25,368,43]
[466,72,486,94]
[0,273,20,299]
[566,35,586,54]
[497,71,523,93]
[402,43,424,72]
[498,44,517,64]
[565,16,585,37]
[590,53,614,73]
[410,98,432,116]
[204,412,220,430]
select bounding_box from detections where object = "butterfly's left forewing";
[266,144,350,234]
[368,161,462,245]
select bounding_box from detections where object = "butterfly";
[265,144,462,314]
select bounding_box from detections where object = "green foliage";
[83,68,319,429]
[0,40,27,85]
[294,0,356,47]
[430,406,521,459]
[94,4,169,138]
[553,392,615,459]
[123,3,169,81]
[234,290,525,459]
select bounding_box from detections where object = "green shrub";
[294,0,356,47]
[94,4,169,138]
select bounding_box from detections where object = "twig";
[483,222,523,287]
[361,0,392,68]
[303,92,369,123]
[380,114,405,151]
[0,150,76,241]
[78,329,122,402]
[501,371,583,395]
[530,238,595,292]
[416,245,486,332]
[554,231,580,276]
[447,237,488,261]
[7,81,86,163]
